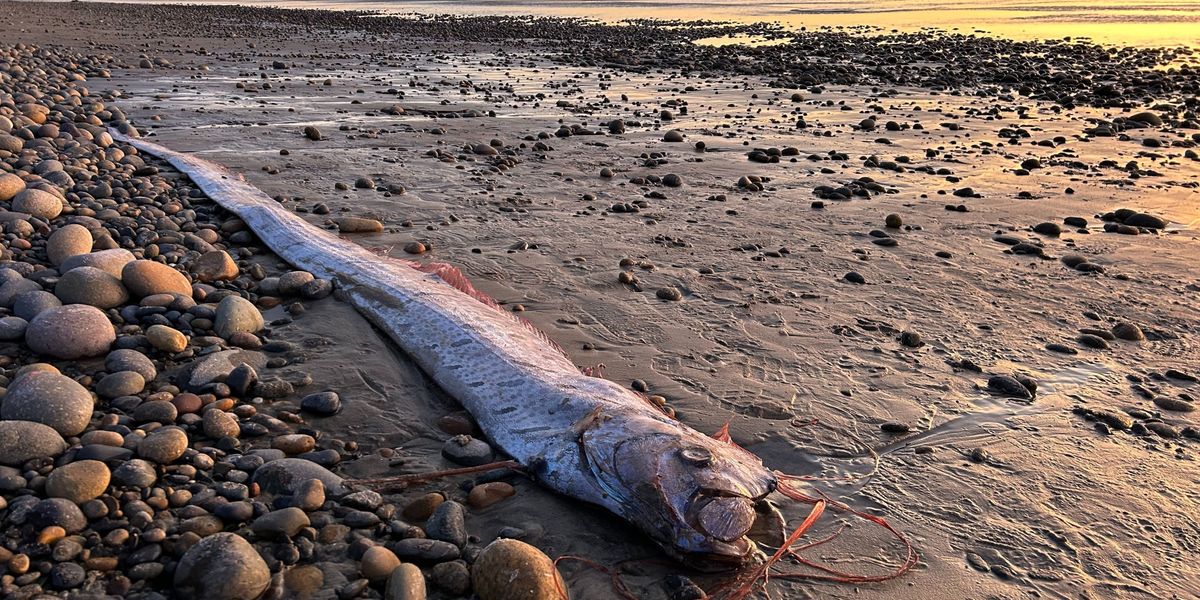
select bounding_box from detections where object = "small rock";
[137,427,189,464]
[45,460,110,503]
[361,546,401,583]
[25,304,115,359]
[122,260,193,298]
[442,435,494,466]
[472,539,566,600]
[0,371,94,436]
[0,420,67,466]
[174,532,271,600]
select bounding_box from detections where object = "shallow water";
[107,0,1200,46]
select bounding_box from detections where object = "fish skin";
[112,131,778,568]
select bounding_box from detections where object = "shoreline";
[0,2,1199,599]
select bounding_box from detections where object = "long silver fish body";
[112,132,778,568]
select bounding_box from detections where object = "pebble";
[96,370,145,399]
[147,323,189,352]
[59,248,135,278]
[300,391,342,415]
[987,375,1033,400]
[122,260,194,298]
[0,420,68,465]
[215,295,265,338]
[472,538,566,600]
[203,408,241,438]
[361,545,402,583]
[1153,396,1195,412]
[137,426,189,464]
[442,435,495,466]
[253,457,347,496]
[468,482,516,509]
[30,497,87,533]
[336,217,384,233]
[273,433,317,454]
[251,506,310,539]
[292,478,326,511]
[388,538,462,563]
[426,500,468,547]
[46,224,94,266]
[13,289,60,321]
[111,458,157,488]
[1,371,94,436]
[0,172,24,201]
[174,532,271,600]
[45,460,110,503]
[192,250,240,282]
[385,563,428,600]
[0,315,27,340]
[106,348,158,382]
[1112,322,1145,341]
[12,188,64,219]
[404,492,446,521]
[55,266,129,308]
[25,304,116,359]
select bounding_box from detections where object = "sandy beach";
[0,1,1198,598]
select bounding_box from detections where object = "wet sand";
[4,2,1200,598]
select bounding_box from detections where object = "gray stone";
[25,304,115,359]
[214,295,264,338]
[0,420,67,465]
[59,248,135,278]
[1,371,94,436]
[54,266,129,308]
[252,458,347,497]
[12,290,60,321]
[46,224,93,266]
[96,371,145,399]
[175,532,271,600]
[0,315,27,340]
[106,349,157,382]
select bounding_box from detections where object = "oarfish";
[111,132,778,569]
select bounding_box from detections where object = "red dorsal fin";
[408,261,568,358]
[713,421,733,443]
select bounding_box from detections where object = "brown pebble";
[468,482,516,509]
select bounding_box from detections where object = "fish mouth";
[671,536,760,573]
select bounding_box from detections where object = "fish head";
[582,415,777,571]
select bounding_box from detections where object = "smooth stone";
[111,458,157,487]
[252,506,310,539]
[404,492,446,521]
[215,295,264,338]
[46,224,94,266]
[361,546,401,583]
[1153,396,1195,412]
[277,271,315,295]
[106,349,157,382]
[137,427,189,464]
[45,460,110,503]
[203,408,241,438]
[1112,322,1145,341]
[0,315,27,340]
[253,458,348,497]
[385,563,427,600]
[292,478,326,511]
[174,532,271,600]
[25,304,115,359]
[0,173,24,201]
[300,391,341,415]
[55,266,129,308]
[426,501,468,547]
[13,290,60,321]
[986,375,1033,400]
[12,188,63,219]
[468,482,516,509]
[192,251,239,282]
[441,435,494,466]
[59,248,135,278]
[0,420,67,465]
[29,497,87,533]
[147,324,188,353]
[1,371,94,436]
[122,260,193,298]
[0,277,41,307]
[430,561,469,596]
[335,217,384,233]
[472,539,566,600]
[96,371,145,399]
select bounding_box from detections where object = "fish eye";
[680,446,713,466]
